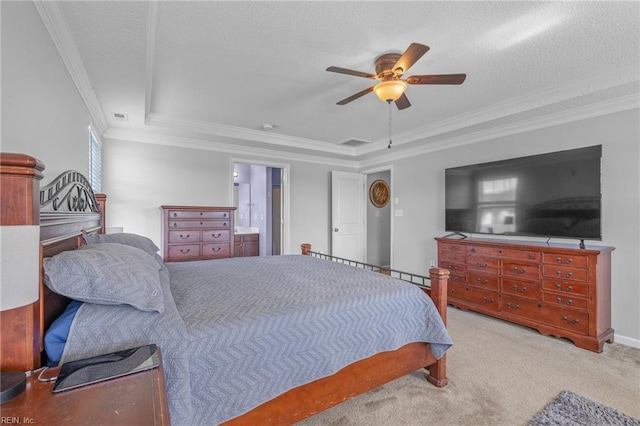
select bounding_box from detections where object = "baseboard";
[613,333,640,349]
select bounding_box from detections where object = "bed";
[0,153,452,425]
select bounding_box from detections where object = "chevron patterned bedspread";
[61,255,452,425]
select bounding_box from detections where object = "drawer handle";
[211,233,222,238]
[513,285,527,292]
[173,213,178,217]
[211,247,221,252]
[469,248,475,253]
[512,266,526,274]
[452,276,460,281]
[481,296,495,303]
[555,297,573,305]
[451,246,458,251]
[200,212,203,216]
[477,262,488,268]
[498,250,503,254]
[223,213,228,217]
[506,302,520,309]
[476,278,489,285]
[179,234,190,239]
[450,265,458,271]
[556,284,573,292]
[172,223,178,228]
[562,316,580,325]
[200,222,203,225]
[528,253,535,259]
[179,248,190,254]
[556,270,572,278]
[223,222,228,227]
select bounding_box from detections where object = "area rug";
[528,391,640,426]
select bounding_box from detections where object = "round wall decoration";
[369,179,390,208]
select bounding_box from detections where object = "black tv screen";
[445,145,602,240]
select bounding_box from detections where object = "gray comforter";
[61,255,452,425]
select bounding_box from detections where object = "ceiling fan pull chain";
[387,100,393,149]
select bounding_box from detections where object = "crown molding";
[145,113,358,156]
[357,93,639,169]
[33,1,109,135]
[103,127,359,169]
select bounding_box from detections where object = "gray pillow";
[44,243,164,313]
[83,233,160,255]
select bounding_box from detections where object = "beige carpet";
[298,308,640,425]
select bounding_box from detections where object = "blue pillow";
[44,300,83,366]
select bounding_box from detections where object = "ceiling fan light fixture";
[373,80,407,102]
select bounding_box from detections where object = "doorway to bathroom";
[232,161,288,256]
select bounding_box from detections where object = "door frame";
[230,157,291,255]
[361,164,394,268]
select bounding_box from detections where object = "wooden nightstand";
[1,350,170,425]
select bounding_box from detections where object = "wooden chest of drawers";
[161,206,235,262]
[436,237,614,352]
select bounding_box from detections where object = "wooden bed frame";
[0,153,450,425]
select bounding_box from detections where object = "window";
[88,127,102,192]
[477,177,517,233]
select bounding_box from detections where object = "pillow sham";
[44,243,164,313]
[83,232,160,256]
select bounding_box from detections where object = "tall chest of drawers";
[436,237,614,352]
[161,206,235,262]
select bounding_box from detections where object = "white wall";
[1,2,93,178]
[389,109,640,345]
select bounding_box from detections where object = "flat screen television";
[445,145,602,240]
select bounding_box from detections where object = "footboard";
[300,243,450,387]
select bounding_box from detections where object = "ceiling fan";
[327,43,466,110]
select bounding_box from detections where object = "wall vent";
[337,138,371,147]
[112,112,129,122]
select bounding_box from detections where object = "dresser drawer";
[168,244,200,260]
[468,246,539,262]
[438,261,466,275]
[467,272,500,291]
[168,210,232,220]
[542,265,588,282]
[169,220,230,229]
[464,287,500,311]
[439,250,466,264]
[168,230,201,244]
[542,279,588,297]
[467,257,500,274]
[439,243,466,255]
[202,229,231,242]
[542,253,588,268]
[202,243,232,259]
[543,293,588,310]
[540,305,589,335]
[501,295,540,319]
[502,278,540,300]
[502,261,540,281]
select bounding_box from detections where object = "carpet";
[528,391,640,426]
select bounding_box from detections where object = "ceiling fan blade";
[395,93,411,110]
[336,86,374,105]
[406,74,467,85]
[393,43,430,75]
[326,66,377,79]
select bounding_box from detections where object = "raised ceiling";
[41,1,639,164]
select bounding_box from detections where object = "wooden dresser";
[436,237,614,352]
[161,206,235,262]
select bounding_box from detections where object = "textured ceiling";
[52,1,639,164]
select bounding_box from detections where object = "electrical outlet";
[430,260,436,268]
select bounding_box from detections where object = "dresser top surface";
[435,236,614,254]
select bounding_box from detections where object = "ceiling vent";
[337,138,371,147]
[112,112,129,122]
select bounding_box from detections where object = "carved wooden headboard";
[0,153,106,371]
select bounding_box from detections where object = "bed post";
[0,153,45,372]
[301,243,311,256]
[426,267,449,387]
[95,193,107,234]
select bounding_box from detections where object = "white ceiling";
[43,1,639,164]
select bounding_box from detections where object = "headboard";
[0,153,106,371]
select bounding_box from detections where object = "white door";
[331,171,365,262]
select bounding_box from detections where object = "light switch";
[395,197,399,205]
[395,209,403,217]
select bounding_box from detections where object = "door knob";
[334,228,339,232]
